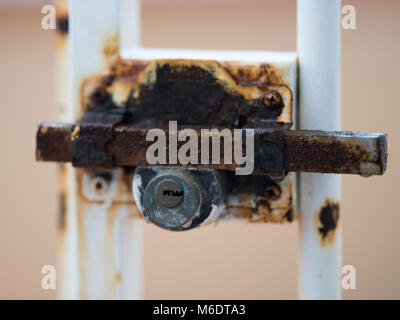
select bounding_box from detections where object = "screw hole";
[90,176,109,197]
[95,181,104,191]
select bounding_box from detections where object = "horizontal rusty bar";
[36,123,73,163]
[285,130,387,176]
[36,122,387,176]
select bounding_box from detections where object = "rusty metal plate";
[80,57,295,128]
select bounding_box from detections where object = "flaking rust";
[315,199,340,246]
[36,124,387,175]
[285,131,387,176]
[71,35,297,225]
[47,34,390,228]
[55,0,68,34]
[79,48,294,129]
[220,174,296,224]
[36,31,387,178]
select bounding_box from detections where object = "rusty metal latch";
[37,122,387,177]
[35,58,387,230]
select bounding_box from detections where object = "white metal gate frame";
[57,0,342,300]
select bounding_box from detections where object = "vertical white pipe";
[55,0,74,300]
[62,0,126,300]
[122,218,144,299]
[120,0,141,51]
[297,0,342,299]
[119,0,144,300]
[68,0,120,121]
[59,0,143,300]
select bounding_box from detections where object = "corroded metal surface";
[40,29,387,236]
[222,172,294,224]
[134,167,222,231]
[285,130,387,176]
[56,0,68,34]
[37,122,388,176]
[80,58,294,128]
[42,17,299,235]
[132,167,295,227]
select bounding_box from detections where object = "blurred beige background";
[0,0,398,299]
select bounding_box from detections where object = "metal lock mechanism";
[36,57,388,231]
[133,167,224,231]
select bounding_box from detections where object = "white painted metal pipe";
[297,0,342,299]
[119,0,144,300]
[55,0,75,300]
[61,0,121,300]
[59,0,143,299]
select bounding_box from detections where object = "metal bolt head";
[142,172,201,230]
[263,90,283,110]
[155,179,184,208]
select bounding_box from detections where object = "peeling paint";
[220,174,295,224]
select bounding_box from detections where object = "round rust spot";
[155,179,184,208]
[319,201,339,239]
[263,90,283,110]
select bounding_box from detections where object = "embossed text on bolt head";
[141,171,201,230]
[155,179,184,208]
